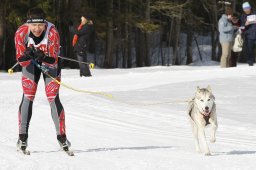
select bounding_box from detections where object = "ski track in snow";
[0,64,256,170]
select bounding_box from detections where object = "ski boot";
[16,139,30,155]
[57,134,74,156]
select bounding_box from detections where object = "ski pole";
[8,56,95,75]
[31,59,112,98]
[8,62,19,75]
[58,56,95,69]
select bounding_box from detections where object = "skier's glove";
[34,49,56,64]
[33,49,46,61]
[42,56,56,64]
[18,47,34,62]
[24,47,34,58]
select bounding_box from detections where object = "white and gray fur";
[188,86,218,156]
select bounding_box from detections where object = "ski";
[64,150,74,156]
[17,148,30,155]
[58,138,74,156]
[21,150,30,155]
[62,145,74,156]
[61,146,74,156]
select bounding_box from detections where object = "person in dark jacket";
[70,15,94,76]
[241,2,256,66]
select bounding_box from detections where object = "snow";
[0,63,256,170]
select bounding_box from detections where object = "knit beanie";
[242,2,251,10]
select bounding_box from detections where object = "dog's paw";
[204,152,211,156]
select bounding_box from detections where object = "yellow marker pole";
[89,63,95,69]
[8,62,19,75]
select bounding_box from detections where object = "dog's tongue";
[203,111,210,116]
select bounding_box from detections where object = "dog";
[188,86,218,156]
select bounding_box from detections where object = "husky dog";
[188,86,218,155]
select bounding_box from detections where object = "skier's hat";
[26,7,46,23]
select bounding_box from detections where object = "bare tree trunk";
[136,0,151,67]
[232,0,237,12]
[211,28,219,61]
[66,0,84,68]
[172,8,182,65]
[123,0,132,68]
[122,0,127,68]
[105,20,114,68]
[0,0,7,69]
[115,0,121,68]
[123,22,128,68]
[145,0,150,22]
[127,26,132,68]
[127,2,133,68]
[65,0,72,60]
[144,0,151,66]
[201,0,219,61]
[104,0,114,68]
[193,35,203,61]
[0,1,4,68]
[160,37,164,65]
[211,1,219,61]
[144,32,151,66]
[186,9,193,65]
[136,28,144,67]
[186,31,193,65]
[167,19,174,66]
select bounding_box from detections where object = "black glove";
[43,56,56,64]
[35,49,56,64]
[24,47,34,57]
[18,47,34,62]
[33,49,46,61]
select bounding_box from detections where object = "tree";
[1,0,251,70]
[0,0,6,69]
[200,0,221,61]
[151,0,192,65]
[104,0,114,68]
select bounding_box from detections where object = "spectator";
[69,15,94,77]
[241,1,256,66]
[230,12,241,67]
[218,6,236,68]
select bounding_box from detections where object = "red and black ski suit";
[15,21,67,142]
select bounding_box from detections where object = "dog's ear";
[207,85,212,92]
[196,86,200,93]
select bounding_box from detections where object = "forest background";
[0,0,254,70]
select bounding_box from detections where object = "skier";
[15,7,72,155]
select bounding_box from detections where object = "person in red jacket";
[69,15,94,77]
[15,7,71,152]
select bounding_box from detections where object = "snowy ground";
[0,63,256,170]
